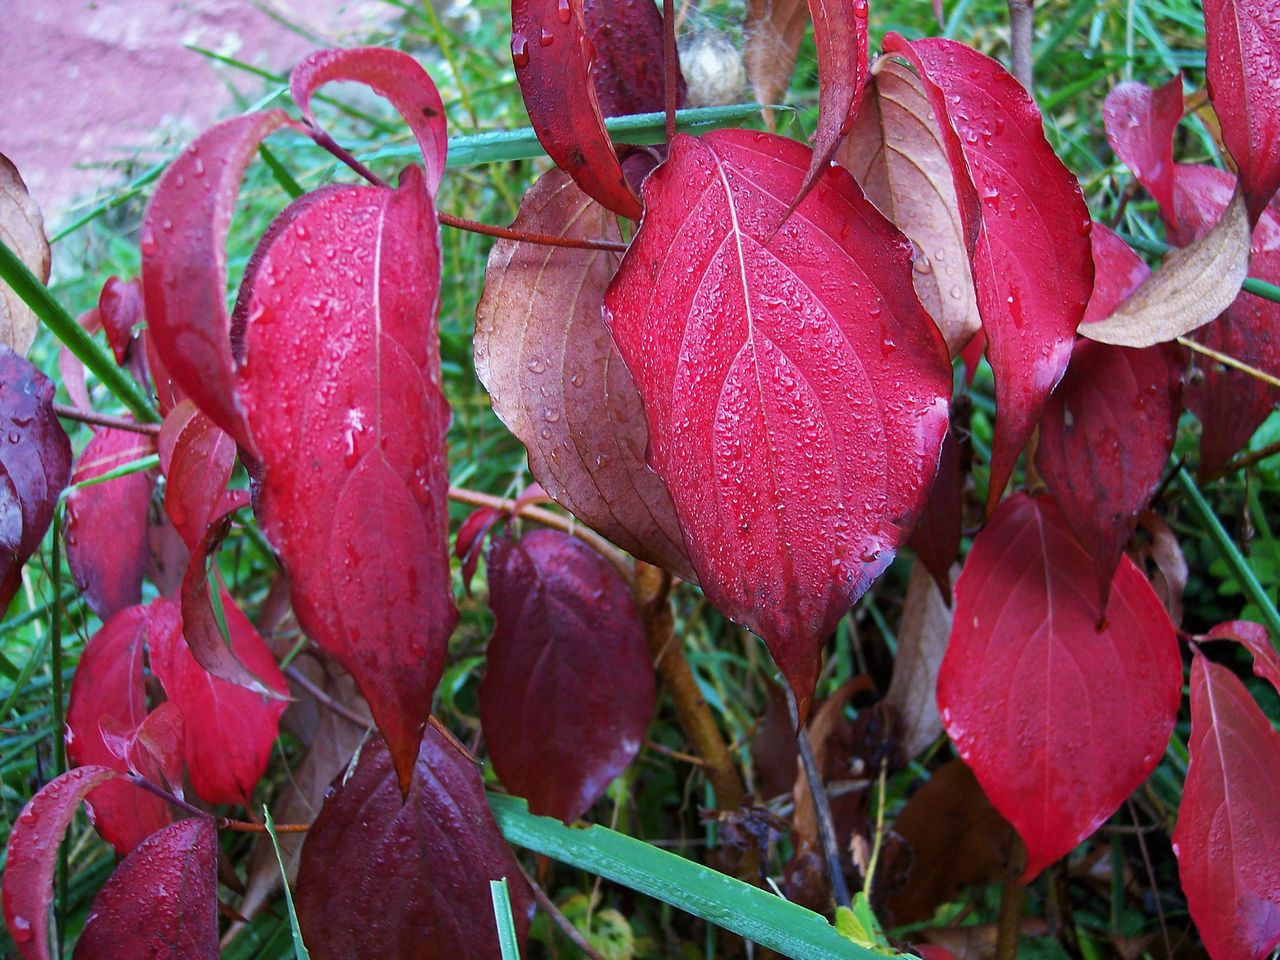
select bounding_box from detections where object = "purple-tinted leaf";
[908,428,961,601]
[1102,76,1184,222]
[97,276,143,366]
[480,529,654,821]
[582,0,684,116]
[295,731,534,960]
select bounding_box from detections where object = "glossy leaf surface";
[65,604,173,853]
[582,0,683,116]
[97,276,143,365]
[474,168,690,577]
[0,349,71,612]
[1173,656,1280,960]
[0,153,49,355]
[149,595,288,806]
[2,766,117,960]
[1102,76,1184,222]
[603,130,951,713]
[840,57,980,357]
[159,401,238,551]
[480,529,654,822]
[73,818,217,960]
[937,495,1181,881]
[237,169,457,794]
[1204,0,1280,222]
[1203,620,1280,695]
[290,47,448,193]
[511,0,642,218]
[140,110,292,452]
[65,428,155,620]
[884,36,1093,509]
[295,732,534,959]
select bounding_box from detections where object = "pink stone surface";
[0,0,389,221]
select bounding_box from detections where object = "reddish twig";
[284,664,372,729]
[127,775,310,833]
[663,0,679,142]
[439,213,628,252]
[516,861,607,960]
[53,403,160,437]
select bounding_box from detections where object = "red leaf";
[64,428,155,620]
[937,494,1181,881]
[1172,165,1280,477]
[480,529,654,821]
[295,731,535,959]
[474,168,691,578]
[883,36,1094,511]
[1202,621,1280,696]
[2,766,118,959]
[908,428,961,601]
[1174,655,1280,960]
[1035,224,1182,611]
[73,818,218,960]
[159,401,238,551]
[1204,0,1280,223]
[0,349,71,612]
[582,0,684,116]
[1102,76,1184,223]
[141,110,294,452]
[237,168,457,795]
[149,596,288,807]
[511,0,643,219]
[100,701,186,800]
[65,604,174,854]
[603,130,950,714]
[456,506,503,594]
[290,47,448,194]
[97,276,143,366]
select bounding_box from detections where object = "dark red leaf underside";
[1203,620,1280,696]
[3,766,117,960]
[65,604,173,854]
[149,596,287,807]
[474,168,691,578]
[884,36,1094,512]
[1102,76,1184,223]
[97,276,143,365]
[582,0,685,116]
[602,129,951,715]
[937,495,1181,881]
[908,427,961,601]
[1036,224,1182,612]
[1204,0,1280,223]
[73,818,218,960]
[237,168,457,795]
[290,47,448,193]
[0,350,71,613]
[65,428,155,620]
[511,0,643,218]
[480,529,655,822]
[140,110,293,453]
[160,401,238,551]
[295,732,534,960]
[1173,656,1280,960]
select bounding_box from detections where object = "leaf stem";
[1176,335,1280,389]
[283,664,371,729]
[1007,0,1035,90]
[516,860,607,960]
[53,403,161,436]
[786,685,852,909]
[438,213,629,252]
[305,123,388,188]
[663,0,679,143]
[1203,437,1280,482]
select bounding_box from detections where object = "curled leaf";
[1102,76,1184,222]
[0,153,49,355]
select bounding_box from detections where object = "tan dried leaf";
[885,561,955,760]
[1081,187,1251,347]
[743,0,809,130]
[0,153,50,354]
[839,58,980,357]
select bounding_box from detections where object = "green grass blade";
[264,807,311,960]
[488,794,891,960]
[0,239,158,422]
[260,145,305,200]
[61,454,160,495]
[489,878,522,960]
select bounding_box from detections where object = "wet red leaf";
[295,731,535,959]
[1102,76,1184,222]
[65,604,174,854]
[908,429,961,601]
[479,529,654,822]
[64,428,155,620]
[937,494,1181,881]
[237,168,457,795]
[1035,224,1182,611]
[456,506,504,594]
[1173,655,1280,960]
[100,701,186,801]
[582,0,684,116]
[140,110,294,452]
[474,168,690,578]
[290,47,448,193]
[1203,0,1280,223]
[97,276,143,366]
[2,766,118,959]
[0,350,71,612]
[511,0,643,218]
[149,595,288,807]
[1202,621,1280,696]
[884,36,1094,511]
[73,818,218,960]
[603,130,950,714]
[159,401,238,551]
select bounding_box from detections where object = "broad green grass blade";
[489,878,522,960]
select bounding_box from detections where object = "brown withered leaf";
[743,0,809,129]
[1134,510,1188,627]
[791,676,875,850]
[0,153,50,354]
[839,58,981,357]
[885,562,956,760]
[916,919,1048,960]
[881,759,1020,926]
[474,168,692,580]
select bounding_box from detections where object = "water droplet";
[10,916,31,943]
[913,255,933,275]
[511,36,530,68]
[539,28,555,46]
[556,0,572,22]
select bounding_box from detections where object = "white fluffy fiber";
[678,32,746,107]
